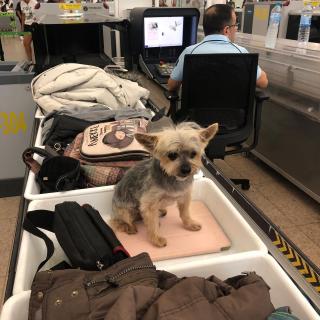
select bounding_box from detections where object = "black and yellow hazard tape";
[271,230,320,293]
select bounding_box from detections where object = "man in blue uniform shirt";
[168,4,268,91]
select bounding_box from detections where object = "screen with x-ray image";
[144,16,184,48]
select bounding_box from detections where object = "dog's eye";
[168,152,178,161]
[190,151,197,159]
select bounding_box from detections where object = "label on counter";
[304,0,320,7]
[0,112,27,135]
[59,3,82,11]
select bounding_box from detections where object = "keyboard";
[155,63,175,77]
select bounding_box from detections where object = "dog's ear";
[199,123,219,144]
[135,133,158,152]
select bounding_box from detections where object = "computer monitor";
[144,16,184,48]
[130,7,199,84]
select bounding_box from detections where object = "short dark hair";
[203,4,234,36]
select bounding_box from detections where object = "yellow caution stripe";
[272,231,320,293]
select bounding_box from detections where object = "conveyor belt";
[4,103,320,317]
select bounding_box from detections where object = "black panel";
[46,24,101,56]
[32,17,125,73]
[243,4,254,34]
[286,14,320,43]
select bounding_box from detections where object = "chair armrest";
[164,90,179,102]
[164,90,179,117]
[250,90,269,151]
[255,90,269,103]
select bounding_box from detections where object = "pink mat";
[116,200,231,262]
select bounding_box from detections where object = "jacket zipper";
[85,264,156,288]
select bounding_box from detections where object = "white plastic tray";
[4,253,319,320]
[14,178,267,294]
[23,155,204,200]
[34,99,148,145]
[34,107,44,119]
[34,100,148,119]
[164,252,320,320]
[34,119,43,147]
[0,291,30,320]
[24,169,116,201]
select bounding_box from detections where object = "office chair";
[165,53,269,190]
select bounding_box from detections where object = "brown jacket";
[29,253,274,320]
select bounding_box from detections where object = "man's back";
[169,34,258,83]
[167,4,268,91]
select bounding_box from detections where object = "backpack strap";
[23,210,71,271]
[23,210,55,271]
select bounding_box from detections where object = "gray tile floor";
[1,36,319,310]
[0,197,20,307]
[217,155,320,266]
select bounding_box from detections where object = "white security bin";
[34,107,44,119]
[14,178,266,294]
[34,99,149,146]
[0,291,30,320]
[164,252,320,320]
[34,119,43,147]
[4,253,320,320]
[23,150,117,200]
[24,169,116,200]
[23,153,204,200]
[34,100,148,119]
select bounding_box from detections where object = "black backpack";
[23,202,129,271]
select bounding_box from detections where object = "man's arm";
[167,47,190,92]
[167,78,181,92]
[239,46,269,89]
[256,69,268,89]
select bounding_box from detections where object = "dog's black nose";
[180,164,191,176]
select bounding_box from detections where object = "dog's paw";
[115,222,137,234]
[183,220,202,231]
[126,225,138,234]
[159,209,167,217]
[152,236,167,247]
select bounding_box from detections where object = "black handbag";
[22,147,85,193]
[23,202,130,271]
[43,115,90,153]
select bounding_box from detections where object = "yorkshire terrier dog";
[111,122,219,247]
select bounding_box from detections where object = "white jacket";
[31,64,150,113]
